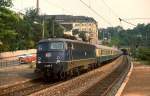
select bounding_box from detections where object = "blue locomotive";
[35,38,121,80]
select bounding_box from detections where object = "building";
[45,15,98,44]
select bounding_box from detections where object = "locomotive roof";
[95,44,119,51]
[39,38,121,52]
[38,38,95,45]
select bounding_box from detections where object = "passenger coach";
[95,45,121,66]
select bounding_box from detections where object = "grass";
[131,57,150,65]
[140,61,150,65]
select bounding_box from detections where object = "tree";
[72,29,89,41]
[45,16,64,38]
[0,0,20,51]
[0,0,12,7]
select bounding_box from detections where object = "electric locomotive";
[35,38,97,79]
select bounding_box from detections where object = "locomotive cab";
[35,38,97,80]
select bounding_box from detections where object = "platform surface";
[121,61,150,96]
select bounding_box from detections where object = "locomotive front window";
[38,42,64,51]
[50,42,64,49]
[38,43,49,51]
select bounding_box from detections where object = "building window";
[89,28,91,31]
[75,24,79,26]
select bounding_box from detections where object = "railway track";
[28,56,124,96]
[78,56,130,96]
[0,79,61,96]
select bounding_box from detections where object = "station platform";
[0,64,37,89]
[121,61,150,96]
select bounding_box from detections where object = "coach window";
[102,50,104,55]
[101,50,103,55]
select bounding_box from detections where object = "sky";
[12,0,150,29]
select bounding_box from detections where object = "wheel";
[67,70,73,79]
[43,70,53,82]
[43,73,51,82]
[58,71,66,80]
[19,58,23,64]
[73,68,80,76]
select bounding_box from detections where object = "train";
[35,38,122,80]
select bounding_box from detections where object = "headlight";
[38,57,41,63]
[38,61,41,63]
[45,52,52,57]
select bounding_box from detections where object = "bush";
[137,48,150,63]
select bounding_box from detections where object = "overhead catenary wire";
[80,0,113,26]
[100,0,137,27]
[119,18,136,26]
[119,17,150,27]
[46,0,74,15]
[123,18,150,21]
[101,0,119,18]
[13,0,139,27]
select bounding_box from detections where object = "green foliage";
[99,24,150,48]
[45,17,64,38]
[0,7,20,51]
[72,29,79,35]
[24,8,38,22]
[72,29,89,41]
[137,48,150,60]
[0,6,40,51]
[109,37,120,47]
[0,5,65,52]
[0,0,12,7]
[79,31,88,41]
[99,24,150,62]
[136,48,150,63]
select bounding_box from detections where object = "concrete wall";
[0,49,36,60]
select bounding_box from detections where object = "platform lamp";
[34,17,45,39]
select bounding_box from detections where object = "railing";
[0,52,36,69]
[0,60,19,68]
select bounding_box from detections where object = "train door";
[68,42,73,62]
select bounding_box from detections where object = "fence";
[0,60,19,68]
[0,49,36,60]
[0,49,36,68]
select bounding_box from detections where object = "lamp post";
[52,19,54,38]
[42,18,45,39]
[34,17,45,39]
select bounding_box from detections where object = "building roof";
[44,15,97,23]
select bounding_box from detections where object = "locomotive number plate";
[44,64,52,67]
